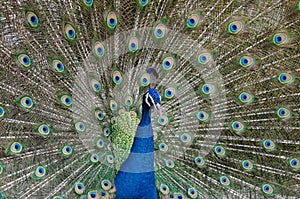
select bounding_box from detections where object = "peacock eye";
[187,14,200,28]
[74,182,85,194]
[188,187,198,198]
[18,96,34,110]
[162,56,175,70]
[276,107,291,119]
[238,92,254,104]
[263,139,276,151]
[197,52,212,64]
[61,145,73,156]
[88,190,99,199]
[239,55,254,68]
[83,0,93,7]
[112,71,122,85]
[64,23,76,41]
[164,87,176,99]
[180,133,192,143]
[101,180,112,190]
[139,0,149,7]
[0,106,6,119]
[52,59,65,73]
[8,142,23,155]
[159,143,168,152]
[106,154,114,164]
[201,83,216,95]
[220,176,230,186]
[94,41,105,58]
[96,138,104,148]
[124,96,133,106]
[214,145,226,157]
[90,79,101,93]
[74,122,86,133]
[94,109,105,121]
[231,121,245,134]
[165,159,175,168]
[60,94,72,107]
[109,99,118,112]
[33,166,46,179]
[289,158,300,170]
[278,72,294,84]
[262,184,274,195]
[154,23,166,39]
[103,126,111,137]
[128,36,139,53]
[160,184,169,195]
[194,156,205,167]
[26,11,39,28]
[36,124,51,137]
[196,111,209,122]
[242,160,254,171]
[17,53,32,69]
[272,33,288,46]
[106,11,118,29]
[140,73,150,86]
[158,115,169,126]
[89,153,99,164]
[228,21,243,34]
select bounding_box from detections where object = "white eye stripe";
[148,94,155,106]
[145,93,151,107]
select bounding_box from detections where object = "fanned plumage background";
[0,0,300,198]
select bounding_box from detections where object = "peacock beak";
[154,103,162,117]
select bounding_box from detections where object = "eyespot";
[198,52,212,65]
[0,164,4,175]
[242,160,254,171]
[175,193,185,199]
[26,11,39,28]
[238,92,254,104]
[17,54,32,69]
[194,156,205,167]
[188,188,197,198]
[74,182,85,195]
[106,11,118,30]
[201,84,216,95]
[60,94,72,107]
[103,126,111,137]
[33,166,46,179]
[61,145,73,156]
[272,33,288,46]
[106,154,114,164]
[112,71,122,85]
[276,107,291,119]
[158,115,169,126]
[160,184,169,195]
[95,109,105,121]
[90,79,101,93]
[18,96,34,110]
[154,23,166,39]
[239,56,254,68]
[0,106,6,119]
[166,159,175,168]
[164,87,176,99]
[231,121,245,134]
[289,158,300,170]
[139,0,149,7]
[96,139,104,149]
[89,153,99,164]
[169,193,174,198]
[162,56,175,70]
[83,0,93,7]
[109,100,118,112]
[263,139,276,151]
[262,184,274,195]
[64,23,76,41]
[159,143,168,152]
[214,145,226,157]
[37,124,51,136]
[124,96,133,107]
[88,190,100,199]
[278,73,294,84]
[140,73,150,86]
[94,41,105,58]
[128,36,139,53]
[8,142,23,154]
[228,21,243,34]
[180,133,192,144]
[101,180,112,191]
[52,59,65,73]
[74,122,86,133]
[187,14,200,28]
[197,111,210,122]
[220,176,230,186]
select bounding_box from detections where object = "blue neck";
[139,105,151,126]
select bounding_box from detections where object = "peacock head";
[143,88,162,116]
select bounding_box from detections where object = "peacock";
[0,0,300,198]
